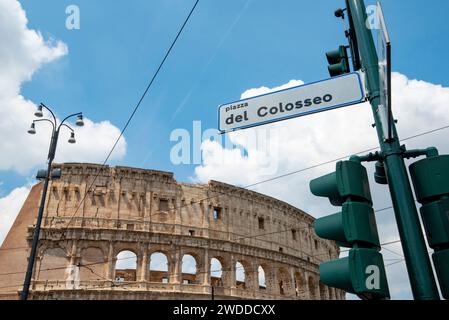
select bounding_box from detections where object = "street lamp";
[21,103,84,300]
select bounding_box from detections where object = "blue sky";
[1,0,449,299]
[0,0,446,196]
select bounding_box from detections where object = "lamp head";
[28,122,36,135]
[76,114,84,127]
[334,8,346,19]
[68,132,76,144]
[34,105,43,118]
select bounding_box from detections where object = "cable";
[56,122,449,243]
[381,246,404,258]
[0,232,402,281]
[106,123,449,224]
[59,0,200,238]
[2,123,446,290]
[0,238,406,293]
[385,259,405,267]
[0,237,405,296]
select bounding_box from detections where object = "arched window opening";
[210,258,223,287]
[114,250,137,282]
[319,283,327,300]
[308,276,318,299]
[182,254,197,284]
[80,247,105,281]
[295,272,307,299]
[278,268,291,296]
[235,261,245,289]
[38,247,69,281]
[149,252,169,283]
[258,266,266,290]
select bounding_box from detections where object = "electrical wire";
[60,122,449,235]
[59,0,200,238]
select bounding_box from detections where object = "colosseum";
[0,163,343,300]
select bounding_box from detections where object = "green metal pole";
[347,0,440,299]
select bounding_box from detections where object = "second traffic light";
[310,160,390,299]
[325,45,350,77]
[410,154,449,299]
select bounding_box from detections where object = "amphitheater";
[0,163,343,300]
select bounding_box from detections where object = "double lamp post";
[21,103,84,300]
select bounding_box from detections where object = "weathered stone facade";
[0,163,343,300]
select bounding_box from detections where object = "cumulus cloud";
[0,185,31,246]
[0,0,127,244]
[0,0,127,174]
[193,72,449,299]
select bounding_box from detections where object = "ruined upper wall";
[42,163,336,260]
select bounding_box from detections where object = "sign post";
[346,0,440,299]
[218,72,365,133]
[375,1,393,141]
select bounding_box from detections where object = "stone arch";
[294,270,308,299]
[235,259,254,290]
[148,251,169,283]
[113,243,139,258]
[319,282,328,300]
[181,254,198,284]
[277,267,293,296]
[308,275,319,299]
[211,254,232,287]
[328,287,335,300]
[114,250,137,281]
[37,246,69,281]
[79,247,105,281]
[260,263,276,293]
[210,257,223,287]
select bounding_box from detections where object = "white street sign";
[375,1,393,141]
[218,72,366,133]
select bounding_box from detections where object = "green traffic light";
[432,249,449,299]
[319,248,390,299]
[310,160,372,206]
[325,45,350,77]
[410,155,449,203]
[410,155,449,299]
[310,159,389,299]
[314,201,380,248]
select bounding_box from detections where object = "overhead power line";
[3,121,446,261]
[5,123,447,252]
[59,0,201,237]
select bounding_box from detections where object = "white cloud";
[193,72,449,299]
[0,0,127,174]
[0,185,31,246]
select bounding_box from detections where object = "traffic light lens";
[325,45,350,77]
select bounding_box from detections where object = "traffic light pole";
[346,0,440,299]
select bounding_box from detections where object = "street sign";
[218,72,365,133]
[375,1,393,141]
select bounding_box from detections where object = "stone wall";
[0,163,343,300]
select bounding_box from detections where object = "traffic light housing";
[409,155,449,299]
[325,45,350,77]
[310,160,390,299]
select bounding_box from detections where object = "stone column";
[66,240,79,288]
[170,248,181,284]
[229,255,236,289]
[249,265,259,293]
[69,240,78,266]
[268,266,279,296]
[105,242,114,280]
[141,245,150,281]
[138,250,148,282]
[202,249,210,286]
[288,266,296,297]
